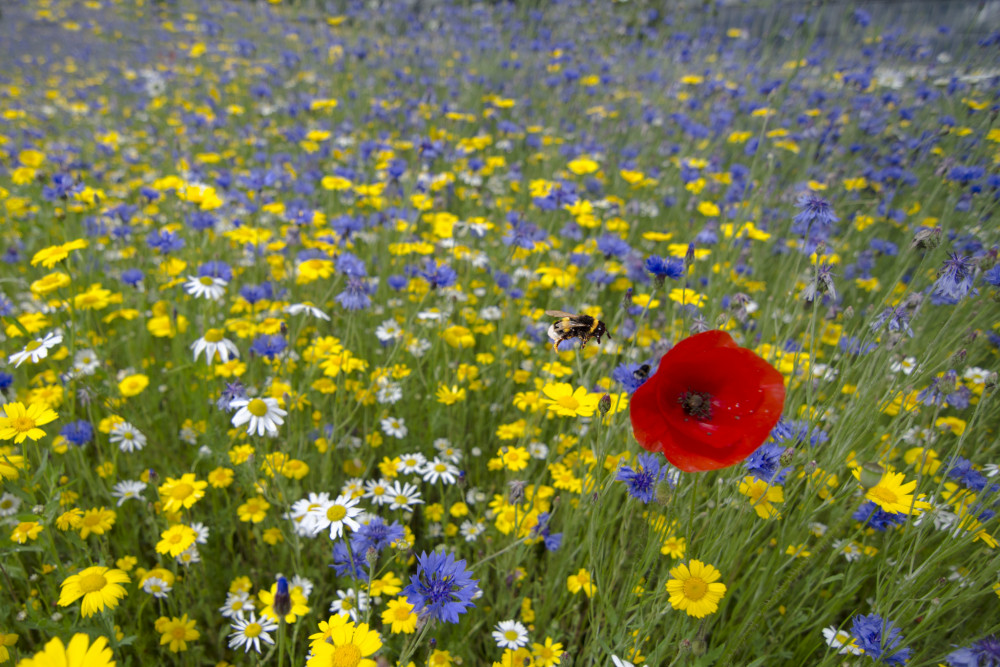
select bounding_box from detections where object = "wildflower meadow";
[2,0,999,665]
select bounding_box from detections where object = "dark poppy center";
[678,390,713,420]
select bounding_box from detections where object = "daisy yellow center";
[171,626,187,640]
[82,513,101,526]
[504,630,519,641]
[746,484,765,503]
[330,644,362,667]
[244,622,262,639]
[171,483,193,500]
[327,505,347,522]
[25,341,42,352]
[340,598,354,610]
[682,577,708,601]
[168,532,184,544]
[869,486,898,505]
[556,394,580,410]
[434,464,446,472]
[199,276,215,286]
[78,572,108,593]
[393,607,410,620]
[204,329,224,343]
[247,399,269,417]
[10,416,36,432]
[395,494,409,505]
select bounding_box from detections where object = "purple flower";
[947,635,1000,667]
[850,614,911,665]
[402,551,480,624]
[931,253,976,304]
[147,229,185,254]
[60,420,93,447]
[645,255,684,281]
[250,335,287,359]
[744,443,791,484]
[335,278,373,311]
[791,195,839,239]
[616,453,671,504]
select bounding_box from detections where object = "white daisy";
[434,438,463,463]
[109,421,146,453]
[228,613,277,654]
[111,480,147,507]
[230,397,287,437]
[183,275,227,300]
[220,591,255,620]
[286,492,332,527]
[398,452,427,475]
[611,656,638,667]
[420,458,459,485]
[0,492,22,517]
[303,493,363,539]
[363,479,391,506]
[176,545,200,566]
[822,627,862,655]
[9,331,63,367]
[190,522,210,544]
[340,478,365,499]
[72,349,100,375]
[143,577,171,599]
[191,328,240,365]
[374,318,403,342]
[289,575,314,599]
[387,481,423,512]
[528,441,549,459]
[380,416,407,438]
[328,588,369,622]
[492,620,529,649]
[459,519,485,543]
[285,302,331,320]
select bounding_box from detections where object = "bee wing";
[545,310,576,318]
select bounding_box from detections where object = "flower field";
[1,0,999,665]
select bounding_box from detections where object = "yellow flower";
[0,631,18,663]
[440,325,475,349]
[738,477,784,519]
[237,497,271,523]
[158,474,207,513]
[208,467,235,488]
[567,157,599,175]
[77,507,116,539]
[532,637,564,667]
[10,521,43,544]
[156,614,199,653]
[156,524,198,557]
[16,634,113,667]
[540,383,600,418]
[855,469,932,515]
[0,453,26,481]
[381,597,417,634]
[497,446,531,472]
[566,568,596,597]
[30,239,88,269]
[306,619,382,667]
[660,535,686,559]
[118,374,149,398]
[0,402,58,443]
[436,384,467,405]
[58,566,130,617]
[665,560,726,618]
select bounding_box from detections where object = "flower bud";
[910,226,942,250]
[655,480,673,506]
[691,639,708,656]
[273,575,291,619]
[365,547,378,568]
[598,393,612,416]
[858,462,884,490]
[779,447,795,466]
[508,480,526,505]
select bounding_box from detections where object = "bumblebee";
[545,310,611,352]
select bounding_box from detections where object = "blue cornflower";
[839,335,877,356]
[645,255,684,282]
[387,274,409,291]
[529,512,562,552]
[336,252,368,277]
[850,614,911,665]
[0,372,13,392]
[239,283,273,305]
[931,253,976,304]
[402,551,480,624]
[870,306,914,337]
[418,259,458,289]
[335,278,373,311]
[946,634,1000,667]
[596,234,631,259]
[982,264,1000,287]
[217,380,247,412]
[791,194,839,239]
[250,335,287,359]
[351,517,405,555]
[198,261,233,282]
[611,361,655,395]
[121,268,144,287]
[744,443,791,484]
[146,229,185,254]
[330,541,368,578]
[616,453,670,504]
[60,420,94,447]
[853,501,908,531]
[945,456,987,492]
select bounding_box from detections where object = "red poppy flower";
[629,330,785,472]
